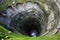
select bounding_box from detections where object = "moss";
[0,26,60,40]
[0,0,27,10]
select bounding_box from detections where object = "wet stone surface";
[0,0,60,37]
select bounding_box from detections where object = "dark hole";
[21,17,41,37]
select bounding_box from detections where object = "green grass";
[0,26,60,40]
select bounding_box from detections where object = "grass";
[0,26,60,40]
